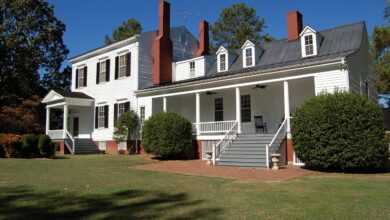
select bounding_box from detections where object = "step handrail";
[64,130,75,154]
[265,118,288,168]
[212,121,238,165]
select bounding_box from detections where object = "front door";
[73,117,79,137]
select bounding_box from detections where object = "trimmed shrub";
[292,92,389,171]
[0,134,22,158]
[142,112,193,159]
[38,134,55,158]
[21,134,39,158]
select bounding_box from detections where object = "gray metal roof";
[55,90,94,99]
[143,21,366,89]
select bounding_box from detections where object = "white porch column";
[235,87,242,134]
[283,81,291,136]
[195,93,200,135]
[163,97,167,112]
[63,104,68,138]
[45,107,50,135]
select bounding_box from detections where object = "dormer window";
[241,40,255,68]
[216,46,229,72]
[300,26,318,58]
[304,35,314,56]
[219,54,226,72]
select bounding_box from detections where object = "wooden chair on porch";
[254,115,267,134]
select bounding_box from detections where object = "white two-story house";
[43,1,375,168]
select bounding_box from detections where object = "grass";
[0,155,389,219]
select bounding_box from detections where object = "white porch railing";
[194,120,237,134]
[64,130,75,155]
[265,118,288,168]
[212,121,238,165]
[47,130,64,140]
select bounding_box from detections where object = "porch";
[147,77,315,167]
[42,90,97,154]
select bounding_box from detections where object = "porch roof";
[42,90,94,107]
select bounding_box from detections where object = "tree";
[113,111,140,152]
[41,66,72,93]
[0,0,68,106]
[105,19,142,45]
[211,3,270,50]
[372,2,390,93]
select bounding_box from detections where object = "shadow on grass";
[300,160,390,174]
[0,186,222,220]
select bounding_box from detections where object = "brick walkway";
[134,158,314,182]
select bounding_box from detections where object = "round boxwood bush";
[21,134,39,158]
[292,92,388,171]
[142,112,193,159]
[38,134,55,158]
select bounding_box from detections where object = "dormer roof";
[300,26,317,36]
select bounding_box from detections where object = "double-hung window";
[304,35,314,56]
[219,54,226,72]
[118,102,127,118]
[189,61,195,77]
[140,106,145,125]
[245,48,253,67]
[77,67,85,88]
[241,95,251,122]
[98,106,105,128]
[214,98,224,121]
[119,54,127,78]
[99,60,106,83]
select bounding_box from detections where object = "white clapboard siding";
[314,70,349,95]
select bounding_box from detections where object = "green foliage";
[114,110,139,143]
[142,112,193,159]
[292,92,389,170]
[105,19,142,45]
[211,3,270,50]
[21,134,39,158]
[38,134,55,158]
[372,26,390,92]
[0,0,68,106]
[41,66,72,94]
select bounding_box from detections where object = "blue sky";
[48,0,387,60]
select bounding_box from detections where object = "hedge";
[0,133,55,158]
[292,92,389,171]
[142,112,194,159]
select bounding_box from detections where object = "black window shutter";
[124,101,130,112]
[106,59,110,82]
[95,107,98,129]
[126,53,131,76]
[83,66,88,87]
[96,62,100,84]
[114,103,118,126]
[104,105,109,128]
[75,69,79,88]
[115,56,119,79]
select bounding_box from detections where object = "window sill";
[116,76,130,80]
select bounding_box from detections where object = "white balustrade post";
[45,107,50,135]
[63,104,68,138]
[235,87,242,134]
[195,93,200,135]
[163,97,167,112]
[283,81,291,137]
[212,144,216,165]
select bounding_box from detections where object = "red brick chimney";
[152,0,173,85]
[195,20,209,56]
[287,11,303,41]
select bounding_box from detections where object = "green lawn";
[0,155,389,220]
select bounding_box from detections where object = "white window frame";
[241,40,255,68]
[117,102,128,119]
[99,60,107,83]
[216,46,229,72]
[77,67,85,88]
[98,106,105,128]
[189,61,195,77]
[118,54,127,78]
[300,26,318,58]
